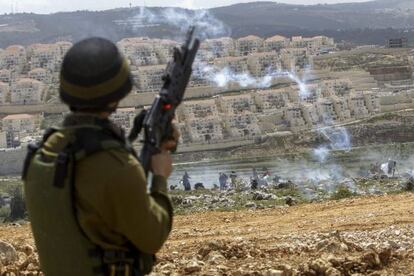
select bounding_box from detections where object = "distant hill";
[1,0,414,48]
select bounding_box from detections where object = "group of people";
[176,168,277,191]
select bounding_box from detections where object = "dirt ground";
[1,193,414,275]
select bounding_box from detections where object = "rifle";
[128,26,200,174]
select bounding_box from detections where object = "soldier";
[23,38,178,276]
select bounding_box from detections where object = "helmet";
[59,37,132,110]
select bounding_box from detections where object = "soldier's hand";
[151,150,173,178]
[160,125,180,152]
[151,126,180,178]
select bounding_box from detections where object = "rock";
[206,251,225,264]
[0,241,18,264]
[26,263,37,271]
[252,191,275,201]
[361,251,381,269]
[217,265,229,272]
[265,269,284,276]
[285,196,296,206]
[309,258,332,274]
[276,264,293,276]
[245,202,257,208]
[184,261,202,273]
[23,244,34,256]
[325,267,341,276]
[378,247,392,266]
[16,252,29,270]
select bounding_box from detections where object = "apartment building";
[319,79,352,97]
[316,98,338,122]
[331,96,351,121]
[10,78,43,104]
[55,41,73,56]
[0,45,27,73]
[217,94,257,114]
[132,65,165,92]
[179,99,223,143]
[0,82,8,104]
[117,38,159,67]
[0,131,6,148]
[247,52,280,77]
[290,36,335,54]
[28,68,52,84]
[187,118,224,142]
[264,35,290,52]
[180,99,220,120]
[281,48,309,70]
[363,92,380,113]
[2,114,37,132]
[223,113,261,138]
[301,103,319,126]
[284,105,307,131]
[203,37,235,58]
[236,35,264,56]
[154,39,178,63]
[213,56,249,74]
[0,69,12,84]
[29,43,62,71]
[348,93,369,118]
[254,89,289,112]
[111,107,137,131]
[301,84,321,103]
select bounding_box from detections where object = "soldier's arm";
[103,153,173,254]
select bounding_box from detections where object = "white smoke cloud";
[193,62,312,95]
[136,7,231,39]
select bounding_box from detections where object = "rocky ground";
[170,176,412,214]
[0,193,413,275]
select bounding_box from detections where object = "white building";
[264,35,290,52]
[2,114,37,132]
[0,82,9,104]
[0,69,12,84]
[247,52,280,77]
[10,78,43,104]
[214,56,249,74]
[254,89,289,112]
[223,113,261,138]
[28,68,52,84]
[0,131,7,148]
[132,65,165,92]
[111,107,137,131]
[217,94,257,114]
[178,99,224,143]
[203,37,235,58]
[0,45,27,73]
[28,43,62,71]
[236,35,264,56]
[348,93,369,118]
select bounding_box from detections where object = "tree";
[8,187,26,221]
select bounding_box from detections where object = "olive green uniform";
[43,114,173,253]
[25,113,173,275]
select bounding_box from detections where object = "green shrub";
[331,185,356,200]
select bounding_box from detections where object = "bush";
[331,185,355,200]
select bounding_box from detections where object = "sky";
[1,0,373,14]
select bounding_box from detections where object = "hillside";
[1,0,414,48]
[1,193,413,274]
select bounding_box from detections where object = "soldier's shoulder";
[84,148,139,167]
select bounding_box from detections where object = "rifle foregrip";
[140,143,161,175]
